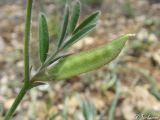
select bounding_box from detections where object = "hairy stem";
[24,0,33,85]
[4,0,33,119]
[39,50,59,71]
[4,85,29,120]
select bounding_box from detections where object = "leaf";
[73,11,100,34]
[108,80,120,120]
[101,73,117,91]
[39,13,49,63]
[68,0,81,34]
[57,4,70,48]
[62,24,96,49]
[80,99,97,120]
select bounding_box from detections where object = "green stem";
[4,85,29,120]
[4,0,33,119]
[24,0,33,85]
[39,50,59,71]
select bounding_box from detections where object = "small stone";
[0,37,6,52]
[137,29,148,40]
[37,83,49,91]
[67,96,79,114]
[148,33,158,43]
[72,37,95,49]
[91,97,105,110]
[84,37,95,46]
[16,61,24,68]
[4,99,15,110]
[152,49,160,66]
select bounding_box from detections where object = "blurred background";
[0,0,160,120]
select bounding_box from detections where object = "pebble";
[137,29,149,40]
[0,37,6,52]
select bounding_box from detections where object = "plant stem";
[24,0,33,85]
[4,85,29,120]
[39,50,59,71]
[4,0,33,119]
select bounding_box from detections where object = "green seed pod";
[31,34,134,82]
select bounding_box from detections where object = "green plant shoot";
[4,0,134,119]
[31,34,134,82]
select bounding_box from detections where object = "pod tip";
[127,33,136,38]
